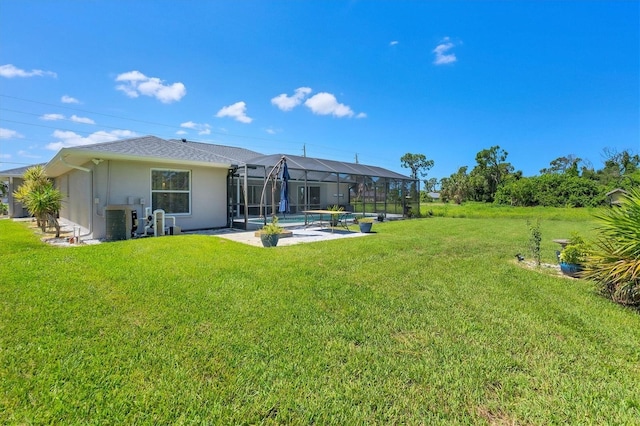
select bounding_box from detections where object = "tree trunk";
[49,214,61,238]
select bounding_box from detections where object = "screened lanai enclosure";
[227,154,419,229]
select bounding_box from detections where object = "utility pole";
[303,144,306,157]
[355,153,359,164]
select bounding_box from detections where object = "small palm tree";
[13,165,63,237]
[583,187,640,306]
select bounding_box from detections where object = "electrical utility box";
[105,205,133,241]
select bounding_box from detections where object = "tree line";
[401,147,640,207]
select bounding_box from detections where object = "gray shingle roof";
[42,135,411,181]
[72,136,238,165]
[244,153,412,181]
[169,139,263,163]
[0,163,46,177]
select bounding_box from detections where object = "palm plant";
[13,165,63,237]
[583,187,640,306]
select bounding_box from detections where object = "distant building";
[605,188,628,206]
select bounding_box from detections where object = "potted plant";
[557,233,589,278]
[327,204,344,227]
[355,216,374,233]
[259,216,284,247]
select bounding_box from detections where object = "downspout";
[60,156,90,173]
[59,156,93,237]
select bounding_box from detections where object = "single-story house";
[1,136,417,240]
[0,163,46,218]
[605,188,628,206]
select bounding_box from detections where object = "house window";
[151,169,191,214]
[298,186,320,208]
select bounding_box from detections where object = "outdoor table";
[303,210,351,232]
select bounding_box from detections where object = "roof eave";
[44,148,233,177]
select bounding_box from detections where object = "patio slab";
[190,225,371,247]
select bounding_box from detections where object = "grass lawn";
[1,212,639,424]
[421,202,599,221]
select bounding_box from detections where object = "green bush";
[495,174,605,207]
[559,232,589,265]
[261,216,283,235]
[583,188,640,306]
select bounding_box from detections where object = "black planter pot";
[260,233,280,247]
[359,222,373,233]
[560,262,583,278]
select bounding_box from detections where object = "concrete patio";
[185,225,372,247]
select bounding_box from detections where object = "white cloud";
[0,128,24,139]
[356,112,367,119]
[46,129,137,150]
[180,121,211,135]
[175,130,188,135]
[0,64,57,78]
[61,95,80,104]
[41,113,65,121]
[390,41,399,46]
[216,101,253,123]
[70,115,95,124]
[433,37,458,65]
[304,92,355,118]
[180,121,198,129]
[0,153,10,159]
[115,70,186,103]
[271,87,312,111]
[265,127,282,135]
[39,113,95,124]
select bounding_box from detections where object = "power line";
[0,93,315,146]
[1,94,178,130]
[0,93,406,171]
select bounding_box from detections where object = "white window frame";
[150,168,192,215]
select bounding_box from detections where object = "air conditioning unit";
[105,205,133,241]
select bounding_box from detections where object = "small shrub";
[559,232,589,265]
[354,215,373,224]
[261,216,283,235]
[327,205,344,226]
[527,219,542,266]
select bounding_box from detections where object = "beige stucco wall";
[7,177,27,218]
[321,182,351,208]
[58,159,229,239]
[58,169,92,235]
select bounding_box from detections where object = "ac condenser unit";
[105,205,133,241]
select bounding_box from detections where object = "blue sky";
[0,1,638,180]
